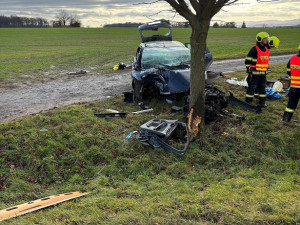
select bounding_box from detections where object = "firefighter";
[267,36,280,49]
[253,36,280,98]
[245,32,270,107]
[282,45,300,121]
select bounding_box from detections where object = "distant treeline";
[0,15,49,28]
[104,22,143,27]
[104,21,190,28]
[212,21,237,28]
[0,12,81,28]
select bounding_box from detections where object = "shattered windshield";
[142,46,190,68]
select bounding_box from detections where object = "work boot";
[258,98,267,108]
[282,111,293,122]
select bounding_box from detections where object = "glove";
[246,66,251,74]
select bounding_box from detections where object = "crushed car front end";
[131,20,214,101]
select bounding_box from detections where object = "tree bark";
[189,19,210,132]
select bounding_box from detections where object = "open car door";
[138,19,172,43]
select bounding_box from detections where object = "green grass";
[0,28,140,87]
[1,64,300,224]
[0,27,299,87]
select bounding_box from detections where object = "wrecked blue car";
[132,19,216,101]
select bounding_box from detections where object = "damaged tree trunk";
[162,0,229,136]
[189,19,210,132]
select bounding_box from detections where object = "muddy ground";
[0,54,293,122]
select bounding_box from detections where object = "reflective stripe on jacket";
[290,54,300,88]
[250,46,270,73]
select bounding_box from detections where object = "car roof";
[141,41,186,48]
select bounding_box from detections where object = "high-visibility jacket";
[249,46,270,75]
[290,55,300,88]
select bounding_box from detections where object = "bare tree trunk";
[189,19,210,132]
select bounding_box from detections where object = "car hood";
[161,69,190,94]
[132,66,220,95]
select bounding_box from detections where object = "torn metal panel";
[94,113,127,118]
[221,109,245,121]
[206,71,222,85]
[94,108,153,118]
[67,70,88,75]
[0,192,88,222]
[136,119,190,156]
[138,19,172,43]
[132,108,153,114]
[228,93,259,113]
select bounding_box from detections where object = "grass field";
[0,27,299,87]
[1,63,300,224]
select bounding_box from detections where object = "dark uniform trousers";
[283,88,300,121]
[246,74,266,105]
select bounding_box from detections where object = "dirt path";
[0,54,293,122]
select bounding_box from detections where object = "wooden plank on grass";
[0,192,89,222]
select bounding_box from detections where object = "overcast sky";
[0,0,299,27]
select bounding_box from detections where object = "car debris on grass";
[67,70,88,75]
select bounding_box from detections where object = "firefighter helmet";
[268,36,280,48]
[256,32,269,42]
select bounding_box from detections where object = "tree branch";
[257,0,279,2]
[212,0,233,16]
[189,0,199,12]
[164,0,195,22]
[133,0,164,5]
[225,0,239,6]
[197,0,217,20]
[144,9,177,21]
